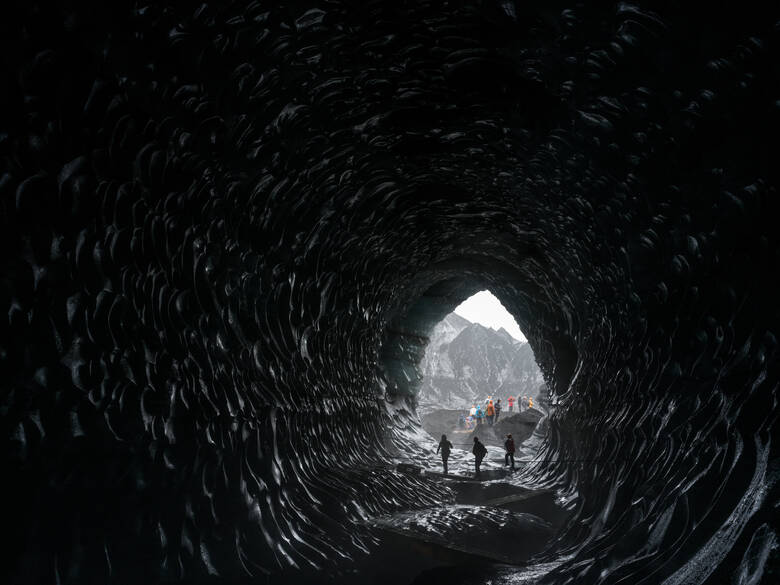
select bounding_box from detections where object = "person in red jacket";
[507,395,515,412]
[504,434,516,470]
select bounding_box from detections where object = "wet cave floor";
[339,446,571,585]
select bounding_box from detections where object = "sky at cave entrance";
[454,290,527,342]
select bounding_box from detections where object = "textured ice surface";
[371,505,553,562]
[1,1,779,584]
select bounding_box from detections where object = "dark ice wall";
[1,1,778,584]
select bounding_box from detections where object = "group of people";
[467,399,502,427]
[436,393,536,476]
[457,394,535,430]
[506,395,533,412]
[436,432,518,476]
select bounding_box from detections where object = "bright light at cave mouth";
[454,290,527,342]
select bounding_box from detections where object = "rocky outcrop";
[421,408,544,448]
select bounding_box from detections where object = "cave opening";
[371,278,572,581]
[415,288,550,470]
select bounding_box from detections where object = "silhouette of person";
[436,434,453,474]
[504,434,516,470]
[472,437,487,476]
[495,399,502,422]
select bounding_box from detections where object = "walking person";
[486,400,495,426]
[504,434,516,470]
[436,434,453,475]
[508,395,515,412]
[472,437,487,476]
[494,399,502,422]
[475,404,483,426]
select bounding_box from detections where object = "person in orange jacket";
[486,400,495,426]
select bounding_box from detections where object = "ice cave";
[1,1,778,584]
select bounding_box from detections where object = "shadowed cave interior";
[1,1,779,584]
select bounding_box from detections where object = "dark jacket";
[472,440,487,458]
[437,440,453,456]
[505,438,515,453]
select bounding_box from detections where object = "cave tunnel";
[1,1,779,584]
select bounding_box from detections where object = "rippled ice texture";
[1,1,779,584]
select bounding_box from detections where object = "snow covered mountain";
[417,314,546,411]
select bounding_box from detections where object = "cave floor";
[346,466,570,585]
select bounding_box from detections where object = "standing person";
[475,404,483,426]
[495,399,502,422]
[508,395,515,412]
[486,400,495,426]
[436,434,453,474]
[470,404,477,419]
[504,434,516,470]
[472,437,487,476]
[529,397,534,409]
